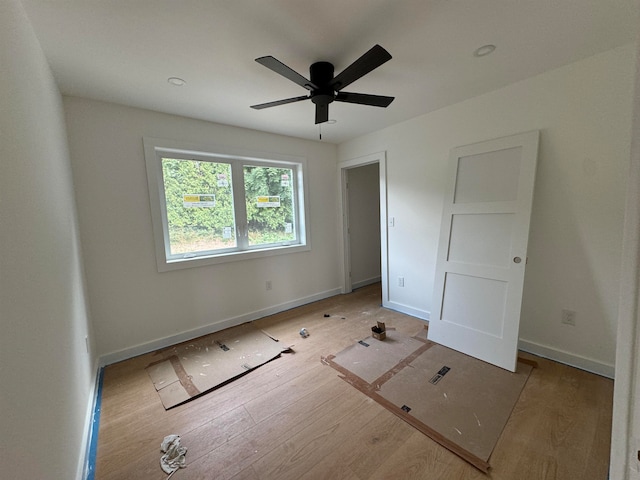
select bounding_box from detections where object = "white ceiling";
[22,0,638,144]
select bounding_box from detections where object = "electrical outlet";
[398,277,405,287]
[266,280,272,291]
[561,309,576,326]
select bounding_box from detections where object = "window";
[144,138,309,271]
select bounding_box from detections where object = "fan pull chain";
[319,123,322,140]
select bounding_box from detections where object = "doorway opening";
[339,152,388,306]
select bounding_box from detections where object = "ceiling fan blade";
[315,104,329,124]
[255,56,318,91]
[330,45,392,91]
[250,95,309,110]
[335,92,395,107]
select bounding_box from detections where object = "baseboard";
[99,287,343,366]
[518,339,614,379]
[384,300,430,321]
[352,276,381,290]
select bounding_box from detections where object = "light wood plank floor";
[95,284,613,479]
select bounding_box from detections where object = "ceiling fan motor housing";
[309,61,335,106]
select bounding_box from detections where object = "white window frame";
[144,137,310,272]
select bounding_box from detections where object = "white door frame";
[338,152,388,304]
[610,36,640,480]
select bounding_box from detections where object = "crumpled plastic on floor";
[160,434,187,476]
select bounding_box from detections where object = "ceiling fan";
[250,44,395,125]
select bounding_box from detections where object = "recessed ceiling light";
[167,77,186,86]
[473,44,496,57]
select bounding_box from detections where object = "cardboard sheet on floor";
[146,323,286,409]
[324,330,533,473]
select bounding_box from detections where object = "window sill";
[157,242,311,272]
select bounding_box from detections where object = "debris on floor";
[160,434,187,477]
[299,328,309,338]
[371,321,386,340]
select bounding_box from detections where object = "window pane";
[243,165,296,246]
[161,158,236,256]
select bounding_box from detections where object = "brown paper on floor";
[325,330,533,473]
[147,323,286,409]
[328,333,425,384]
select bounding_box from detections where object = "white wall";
[339,44,636,375]
[347,163,381,287]
[0,1,95,479]
[62,97,340,360]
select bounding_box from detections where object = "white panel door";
[428,131,539,372]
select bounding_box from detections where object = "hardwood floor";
[95,284,613,479]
